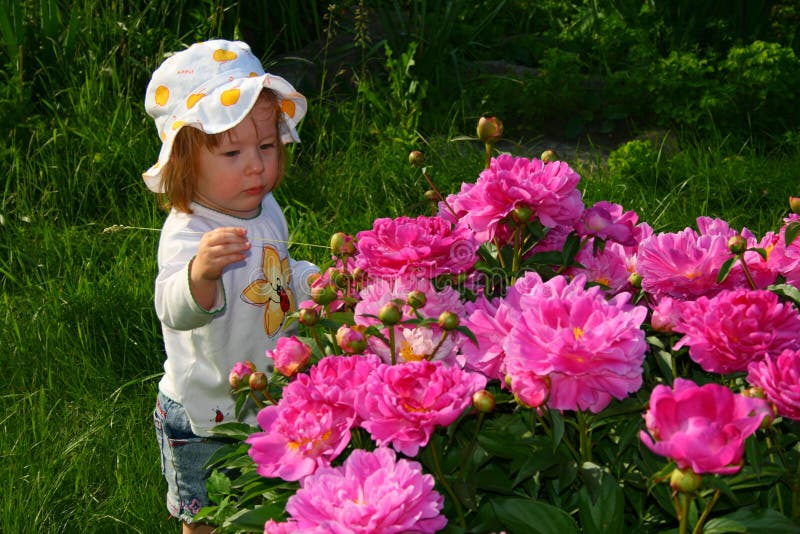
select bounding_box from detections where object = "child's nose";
[245,150,265,174]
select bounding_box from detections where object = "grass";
[2,2,800,532]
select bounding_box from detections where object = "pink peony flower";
[768,215,800,288]
[503,273,648,413]
[672,289,800,374]
[460,295,515,380]
[505,365,551,408]
[576,201,638,246]
[747,349,800,421]
[650,296,683,333]
[357,360,487,456]
[640,378,771,474]
[246,377,357,481]
[281,447,446,533]
[354,215,478,278]
[228,360,255,388]
[636,228,732,299]
[445,154,584,242]
[267,336,311,378]
[567,240,633,294]
[696,217,777,289]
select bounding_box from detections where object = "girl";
[143,40,318,532]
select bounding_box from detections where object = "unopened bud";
[540,149,558,163]
[438,311,460,331]
[311,284,338,305]
[409,150,425,167]
[407,290,427,309]
[790,196,800,215]
[424,189,439,202]
[476,116,503,144]
[727,235,748,255]
[249,371,268,391]
[472,389,496,413]
[298,307,319,327]
[378,302,402,325]
[330,232,356,256]
[511,204,532,224]
[669,467,702,494]
[628,272,643,288]
[330,269,351,289]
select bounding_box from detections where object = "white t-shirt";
[155,193,318,436]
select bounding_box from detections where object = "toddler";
[144,39,317,533]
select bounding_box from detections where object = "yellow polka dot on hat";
[142,39,307,193]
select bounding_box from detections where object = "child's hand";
[190,227,250,309]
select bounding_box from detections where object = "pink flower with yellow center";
[266,447,446,533]
[640,378,770,474]
[673,288,800,374]
[356,360,487,456]
[503,273,648,413]
[246,377,357,481]
[636,228,732,299]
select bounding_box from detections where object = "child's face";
[193,97,280,218]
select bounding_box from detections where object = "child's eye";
[260,143,275,151]
[222,150,240,157]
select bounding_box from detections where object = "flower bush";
[197,124,800,533]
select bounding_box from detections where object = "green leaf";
[747,246,768,261]
[205,470,232,504]
[492,497,579,534]
[550,409,565,451]
[221,502,288,531]
[455,324,478,346]
[716,256,736,284]
[209,421,259,441]
[768,283,800,307]
[577,464,625,534]
[703,507,799,533]
[784,221,800,247]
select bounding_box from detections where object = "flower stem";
[430,439,466,528]
[389,325,397,365]
[427,331,449,361]
[692,489,720,534]
[421,167,457,218]
[737,254,758,290]
[484,142,492,169]
[310,327,329,357]
[577,409,592,463]
[678,492,690,534]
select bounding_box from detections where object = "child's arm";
[190,227,251,310]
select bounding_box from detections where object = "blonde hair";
[159,89,287,213]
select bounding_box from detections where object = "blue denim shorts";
[153,392,225,524]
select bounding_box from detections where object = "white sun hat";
[142,39,307,193]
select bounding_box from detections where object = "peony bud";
[406,290,427,309]
[330,269,351,289]
[669,467,702,494]
[472,389,496,413]
[408,150,425,167]
[628,272,643,289]
[311,283,338,305]
[424,189,439,202]
[477,116,503,144]
[511,204,532,224]
[269,337,312,378]
[228,360,256,389]
[727,234,747,255]
[540,149,558,163]
[249,371,268,391]
[438,311,460,331]
[790,196,800,215]
[298,307,319,327]
[378,302,402,325]
[330,232,356,257]
[335,324,368,354]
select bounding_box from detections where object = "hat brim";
[143,73,306,193]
